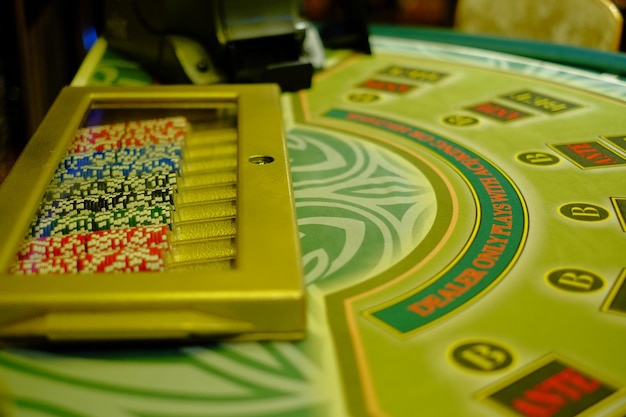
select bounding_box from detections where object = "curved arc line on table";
[298,107,528,416]
[0,352,278,401]
[327,109,528,330]
[14,396,91,417]
[292,105,465,416]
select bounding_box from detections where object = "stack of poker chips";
[14,226,170,273]
[9,117,187,274]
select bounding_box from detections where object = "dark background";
[1,0,624,184]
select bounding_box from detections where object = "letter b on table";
[547,268,604,293]
[451,341,513,372]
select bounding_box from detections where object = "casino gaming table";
[2,26,626,417]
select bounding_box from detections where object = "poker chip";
[9,257,79,275]
[31,198,173,238]
[52,157,181,183]
[16,234,88,260]
[60,150,116,170]
[53,143,183,183]
[91,204,172,232]
[68,125,123,154]
[114,143,183,162]
[17,225,169,261]
[54,164,112,182]
[109,156,181,178]
[12,115,228,274]
[44,172,178,200]
[68,117,187,153]
[31,213,94,237]
[78,247,165,273]
[85,225,169,253]
[39,188,175,218]
[10,246,166,274]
